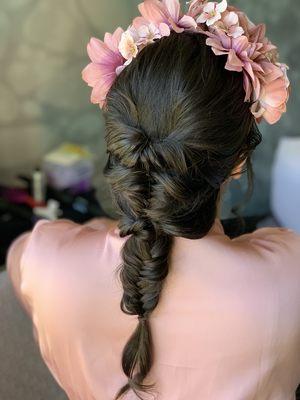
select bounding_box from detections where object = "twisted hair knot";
[119,216,156,241]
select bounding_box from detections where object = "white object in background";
[32,169,46,204]
[34,199,62,221]
[271,136,300,233]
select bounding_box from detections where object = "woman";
[7,1,300,399]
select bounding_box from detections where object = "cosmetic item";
[32,168,46,205]
[33,199,62,221]
[42,143,94,192]
[0,185,46,208]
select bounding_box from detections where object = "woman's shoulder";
[20,217,119,252]
[232,225,300,246]
[6,218,121,308]
[231,225,300,270]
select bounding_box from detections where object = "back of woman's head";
[103,30,261,399]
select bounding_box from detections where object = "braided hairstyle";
[103,31,262,400]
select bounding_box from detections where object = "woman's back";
[7,217,300,399]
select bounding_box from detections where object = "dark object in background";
[0,176,109,267]
[220,215,267,239]
[0,198,32,268]
[297,384,300,399]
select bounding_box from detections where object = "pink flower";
[187,0,207,19]
[82,27,125,108]
[204,31,257,100]
[131,17,171,45]
[137,22,170,43]
[250,62,290,124]
[215,11,244,38]
[204,24,289,124]
[197,0,227,26]
[138,0,197,33]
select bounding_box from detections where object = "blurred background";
[0,0,300,399]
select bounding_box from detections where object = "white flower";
[137,23,163,44]
[197,0,227,26]
[118,31,138,61]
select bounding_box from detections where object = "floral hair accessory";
[82,0,290,125]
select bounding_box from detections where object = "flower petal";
[224,11,238,27]
[216,0,227,13]
[104,27,124,53]
[116,64,126,75]
[162,0,180,22]
[138,0,167,25]
[263,77,288,107]
[206,37,226,52]
[232,35,249,54]
[179,15,198,29]
[230,26,244,38]
[243,73,252,101]
[87,37,112,64]
[159,22,171,36]
[207,13,222,26]
[82,63,102,87]
[203,2,215,13]
[132,16,150,29]
[197,13,208,24]
[262,104,284,124]
[118,31,138,60]
[90,74,114,105]
[225,49,244,71]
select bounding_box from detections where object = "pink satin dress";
[6,217,300,400]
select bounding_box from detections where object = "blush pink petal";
[159,22,171,35]
[103,27,124,53]
[219,33,232,49]
[263,77,288,108]
[138,0,185,33]
[243,62,255,81]
[243,74,252,101]
[162,0,180,21]
[132,16,151,29]
[138,0,167,25]
[82,63,103,87]
[206,37,227,53]
[262,103,285,125]
[90,75,114,106]
[179,15,198,29]
[232,36,249,54]
[87,38,113,64]
[226,49,244,71]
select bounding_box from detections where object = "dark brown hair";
[103,30,262,400]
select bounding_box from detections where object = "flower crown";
[82,0,290,125]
